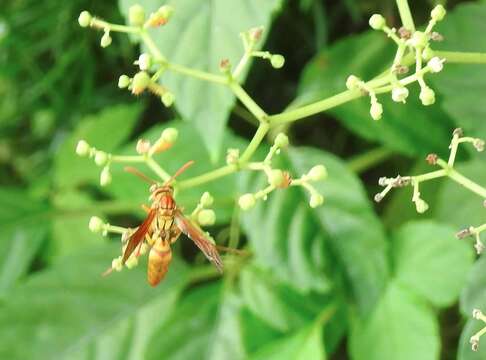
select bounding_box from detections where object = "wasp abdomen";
[147,239,172,287]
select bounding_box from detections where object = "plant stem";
[177,164,238,190]
[240,122,270,163]
[145,157,171,181]
[396,0,415,31]
[434,51,486,64]
[229,81,267,121]
[167,62,227,84]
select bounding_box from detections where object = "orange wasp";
[104,161,223,286]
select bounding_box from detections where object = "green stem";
[239,122,270,163]
[111,155,145,163]
[434,51,486,64]
[414,169,447,182]
[91,19,140,34]
[146,157,171,181]
[177,164,238,190]
[140,31,165,61]
[167,62,227,84]
[448,170,486,199]
[229,81,267,121]
[347,147,394,173]
[396,0,415,31]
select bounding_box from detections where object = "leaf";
[54,103,143,188]
[392,221,474,307]
[241,146,389,314]
[431,2,486,141]
[0,188,50,295]
[0,244,191,359]
[119,0,283,161]
[249,324,326,360]
[349,282,440,360]
[457,319,486,360]
[296,31,453,156]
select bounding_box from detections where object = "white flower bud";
[197,209,216,226]
[128,4,145,26]
[200,192,214,207]
[118,75,131,89]
[346,75,360,90]
[125,255,139,269]
[78,11,92,27]
[410,31,428,48]
[76,140,90,156]
[414,198,429,213]
[391,86,409,103]
[138,53,152,71]
[431,5,446,22]
[427,57,444,73]
[474,139,485,152]
[239,193,256,211]
[270,54,285,69]
[94,151,108,166]
[131,71,151,95]
[100,166,112,187]
[100,32,112,48]
[369,14,386,30]
[309,194,324,208]
[274,133,289,148]
[370,102,383,121]
[419,86,435,106]
[161,92,175,107]
[88,216,104,233]
[307,165,327,181]
[161,128,178,144]
[112,256,123,272]
[267,169,285,187]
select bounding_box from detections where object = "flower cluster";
[470,309,486,351]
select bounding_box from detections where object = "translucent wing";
[121,209,156,264]
[174,210,223,272]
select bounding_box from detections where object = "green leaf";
[0,244,191,359]
[249,323,326,360]
[0,188,50,295]
[54,103,142,188]
[296,31,453,156]
[241,146,389,314]
[432,2,486,141]
[349,282,440,360]
[393,221,473,307]
[457,319,486,360]
[118,0,282,160]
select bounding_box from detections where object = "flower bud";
[309,194,324,208]
[346,75,360,90]
[118,75,131,89]
[267,169,285,187]
[161,91,175,107]
[125,255,139,269]
[200,192,214,207]
[78,11,92,27]
[422,47,435,61]
[100,166,112,187]
[76,140,90,156]
[270,54,285,69]
[419,86,435,106]
[138,53,152,71]
[128,4,145,26]
[112,256,123,272]
[427,57,444,73]
[131,71,151,95]
[239,193,256,211]
[161,128,178,144]
[274,133,289,148]
[94,151,108,166]
[369,14,386,30]
[307,165,327,181]
[474,139,485,152]
[414,198,429,213]
[410,31,428,48]
[391,86,409,103]
[370,102,383,121]
[89,216,104,233]
[198,209,216,226]
[159,5,174,20]
[226,148,239,165]
[431,5,446,22]
[100,32,112,48]
[136,139,151,154]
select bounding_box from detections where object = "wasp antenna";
[165,160,195,185]
[124,166,158,185]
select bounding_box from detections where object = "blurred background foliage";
[1,0,486,359]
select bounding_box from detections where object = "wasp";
[104,161,223,286]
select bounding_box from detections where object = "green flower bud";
[274,133,289,148]
[94,151,108,166]
[346,75,360,90]
[370,102,383,120]
[410,31,428,48]
[309,194,324,208]
[161,91,175,107]
[158,5,174,21]
[100,32,112,48]
[391,86,409,103]
[118,75,131,89]
[369,14,386,30]
[419,86,435,106]
[138,53,152,71]
[129,4,145,26]
[239,193,256,211]
[78,11,92,27]
[307,165,327,181]
[112,256,123,272]
[100,166,112,186]
[415,198,429,213]
[200,191,214,207]
[268,169,285,187]
[473,139,485,152]
[125,255,139,269]
[422,47,435,61]
[131,71,151,95]
[198,209,216,226]
[431,5,446,22]
[270,54,285,69]
[76,140,90,156]
[89,216,104,233]
[161,127,178,144]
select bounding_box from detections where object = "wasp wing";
[174,210,223,272]
[121,209,156,264]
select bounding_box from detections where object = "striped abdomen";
[147,238,172,287]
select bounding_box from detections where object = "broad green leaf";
[296,31,453,156]
[349,282,440,360]
[241,146,389,314]
[393,221,473,307]
[432,2,486,141]
[0,188,49,295]
[0,244,191,359]
[249,323,326,360]
[119,0,282,160]
[54,103,142,188]
[457,319,486,360]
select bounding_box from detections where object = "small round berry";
[128,4,145,26]
[200,192,214,207]
[88,216,104,233]
[267,169,285,187]
[410,31,428,48]
[100,166,112,187]
[431,5,446,22]
[161,91,175,107]
[198,209,216,226]
[346,75,360,90]
[100,32,112,48]
[138,53,152,71]
[309,194,324,208]
[415,198,429,213]
[76,140,90,156]
[94,151,108,166]
[274,133,289,148]
[131,71,151,95]
[391,86,409,103]
[427,57,444,73]
[270,54,285,69]
[369,14,386,30]
[307,165,327,181]
[161,127,178,144]
[118,75,131,89]
[370,102,383,121]
[419,86,435,106]
[78,11,92,27]
[239,193,256,211]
